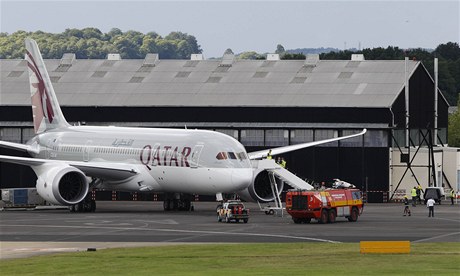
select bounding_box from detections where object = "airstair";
[252,159,314,216]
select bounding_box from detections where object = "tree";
[448,96,460,147]
[224,48,234,55]
[275,44,285,54]
[238,51,265,60]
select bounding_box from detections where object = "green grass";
[1,243,459,275]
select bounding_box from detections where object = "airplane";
[0,39,367,212]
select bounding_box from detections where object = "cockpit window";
[216,151,248,161]
[237,152,248,160]
[216,152,228,160]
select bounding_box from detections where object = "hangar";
[0,52,452,203]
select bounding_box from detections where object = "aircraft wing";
[0,155,139,181]
[248,129,367,160]
[0,140,39,155]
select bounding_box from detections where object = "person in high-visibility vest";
[411,187,417,207]
[280,157,287,169]
[266,149,272,160]
[451,189,456,205]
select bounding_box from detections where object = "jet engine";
[35,165,89,205]
[238,169,284,203]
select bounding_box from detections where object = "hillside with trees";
[0,28,201,60]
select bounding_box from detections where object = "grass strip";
[1,242,459,275]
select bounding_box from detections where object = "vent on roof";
[290,76,307,83]
[61,53,76,64]
[191,54,204,61]
[92,71,108,78]
[107,53,121,61]
[338,72,353,79]
[129,77,144,83]
[305,54,320,67]
[7,71,24,78]
[184,60,199,67]
[266,54,280,61]
[220,53,234,67]
[175,71,191,78]
[351,54,365,61]
[253,71,268,78]
[143,53,159,66]
[206,76,222,83]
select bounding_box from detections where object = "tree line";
[0,28,201,60]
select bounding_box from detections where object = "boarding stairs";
[252,159,314,216]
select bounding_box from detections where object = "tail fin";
[25,38,69,134]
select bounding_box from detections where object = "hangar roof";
[1,57,420,108]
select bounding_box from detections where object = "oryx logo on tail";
[25,38,69,134]
[26,51,55,132]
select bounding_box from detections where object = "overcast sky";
[1,0,458,58]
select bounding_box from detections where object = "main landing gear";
[163,193,194,211]
[70,194,96,213]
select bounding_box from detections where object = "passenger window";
[228,152,237,159]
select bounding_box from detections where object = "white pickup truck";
[217,200,249,223]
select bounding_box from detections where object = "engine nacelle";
[238,169,284,203]
[36,165,89,205]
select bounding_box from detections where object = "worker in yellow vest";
[280,157,287,169]
[411,187,417,207]
[266,149,272,160]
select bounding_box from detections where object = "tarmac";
[1,201,459,259]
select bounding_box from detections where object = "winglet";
[25,38,69,134]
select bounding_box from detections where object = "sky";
[0,0,459,58]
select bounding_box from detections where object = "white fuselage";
[28,126,254,195]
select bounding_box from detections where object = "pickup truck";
[217,201,249,223]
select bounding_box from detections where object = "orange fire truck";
[286,189,363,224]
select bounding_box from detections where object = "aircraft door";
[84,140,92,162]
[190,145,204,168]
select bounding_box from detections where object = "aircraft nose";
[231,168,253,190]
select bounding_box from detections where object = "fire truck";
[286,189,363,224]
